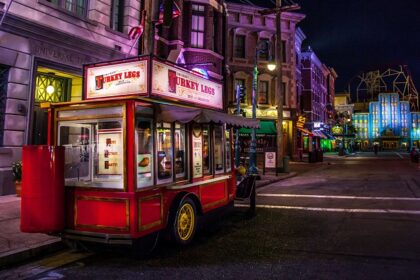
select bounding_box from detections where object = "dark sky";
[295,0,420,92]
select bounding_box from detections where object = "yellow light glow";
[267,62,277,71]
[46,85,55,95]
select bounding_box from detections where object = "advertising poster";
[192,127,203,178]
[152,60,223,110]
[137,154,152,173]
[86,60,148,99]
[98,130,122,175]
[265,152,276,169]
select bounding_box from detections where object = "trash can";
[308,150,316,163]
[317,149,323,162]
[282,156,290,173]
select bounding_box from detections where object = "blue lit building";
[353,93,420,150]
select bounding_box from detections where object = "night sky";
[295,0,420,93]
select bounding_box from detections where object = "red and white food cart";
[21,56,258,246]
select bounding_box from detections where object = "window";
[234,35,245,58]
[136,116,153,188]
[110,0,124,32]
[225,128,231,172]
[235,79,246,104]
[258,38,270,60]
[214,125,224,173]
[282,82,287,106]
[191,4,205,48]
[175,123,187,179]
[281,40,287,62]
[202,125,211,175]
[156,122,173,184]
[58,114,124,189]
[0,65,9,146]
[46,0,88,17]
[258,81,269,105]
[35,73,70,103]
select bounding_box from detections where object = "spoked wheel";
[171,197,197,245]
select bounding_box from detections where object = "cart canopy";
[157,104,259,128]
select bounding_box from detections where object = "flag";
[157,0,181,26]
[128,25,144,40]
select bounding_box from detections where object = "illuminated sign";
[297,116,306,129]
[152,60,223,110]
[85,59,148,99]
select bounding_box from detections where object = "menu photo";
[98,130,123,175]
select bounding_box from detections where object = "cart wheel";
[171,197,197,245]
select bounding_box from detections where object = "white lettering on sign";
[152,60,223,110]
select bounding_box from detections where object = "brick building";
[225,0,305,165]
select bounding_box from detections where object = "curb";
[0,239,65,268]
[256,172,297,189]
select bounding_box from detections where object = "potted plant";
[12,161,22,197]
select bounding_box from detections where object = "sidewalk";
[256,172,297,188]
[0,195,63,268]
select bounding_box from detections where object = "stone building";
[225,0,305,165]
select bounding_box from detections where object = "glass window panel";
[58,118,124,189]
[258,81,269,104]
[136,117,153,188]
[225,128,231,172]
[214,125,224,173]
[175,123,187,179]
[202,125,211,175]
[156,123,173,184]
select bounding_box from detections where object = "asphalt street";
[5,152,420,280]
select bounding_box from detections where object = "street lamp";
[248,40,276,176]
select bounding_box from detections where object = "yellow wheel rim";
[177,203,195,241]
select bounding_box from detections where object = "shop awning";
[297,127,313,136]
[239,121,277,135]
[312,130,327,138]
[156,104,260,128]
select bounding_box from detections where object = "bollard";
[283,156,290,172]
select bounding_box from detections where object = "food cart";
[20,55,258,246]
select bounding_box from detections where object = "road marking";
[258,193,420,201]
[236,204,420,215]
[0,249,92,280]
[395,152,404,159]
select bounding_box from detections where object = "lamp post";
[248,41,276,176]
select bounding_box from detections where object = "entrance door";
[31,72,71,144]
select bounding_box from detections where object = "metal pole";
[235,84,241,168]
[0,0,14,27]
[248,50,258,176]
[275,0,284,173]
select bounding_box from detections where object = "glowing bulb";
[46,85,55,95]
[267,62,277,71]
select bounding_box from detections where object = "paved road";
[5,153,420,279]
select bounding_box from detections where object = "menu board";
[192,126,203,178]
[98,130,122,175]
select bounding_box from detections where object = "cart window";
[58,118,124,189]
[225,128,232,172]
[202,125,211,175]
[175,123,187,180]
[136,118,154,188]
[156,122,173,184]
[192,125,203,178]
[214,125,224,174]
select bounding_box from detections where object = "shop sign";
[85,59,148,99]
[192,126,203,178]
[152,60,223,110]
[265,152,276,168]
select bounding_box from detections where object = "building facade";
[300,46,337,152]
[225,0,305,166]
[0,0,227,194]
[353,93,420,150]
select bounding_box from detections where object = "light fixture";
[46,84,55,95]
[267,61,277,71]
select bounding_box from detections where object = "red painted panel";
[76,197,129,231]
[200,181,227,209]
[139,196,162,230]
